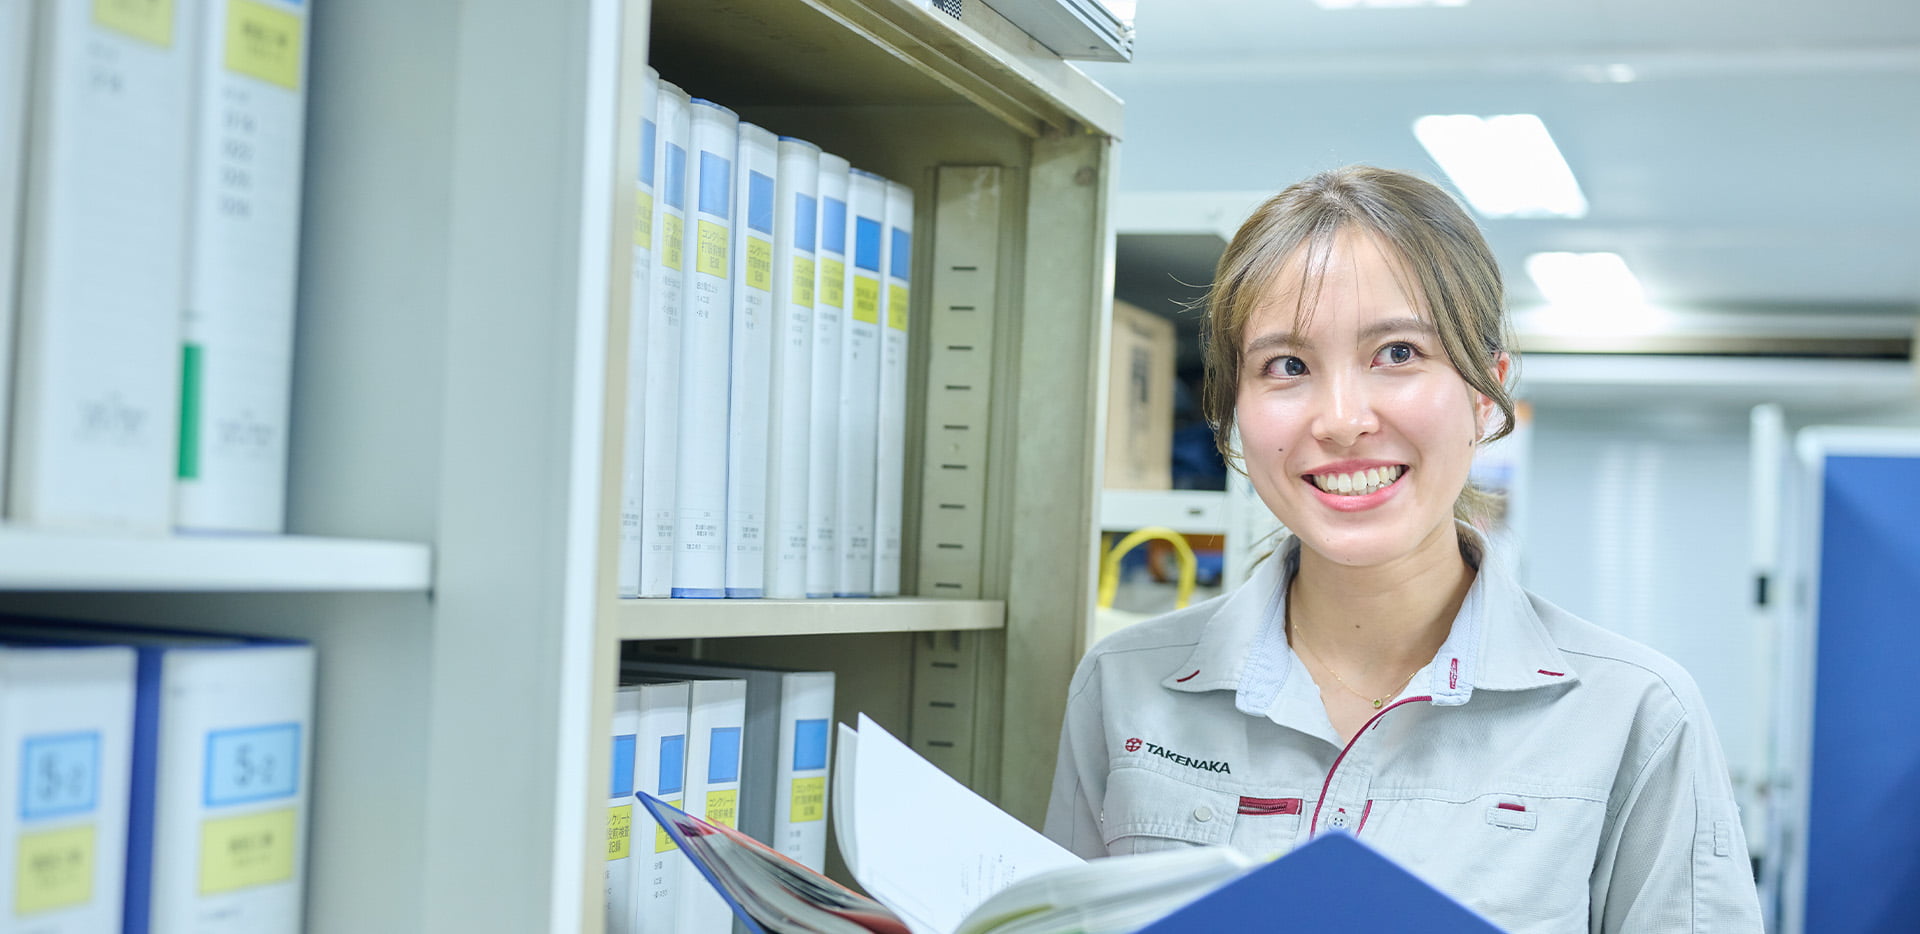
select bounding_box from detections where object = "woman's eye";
[1375,342,1416,366]
[1269,356,1307,377]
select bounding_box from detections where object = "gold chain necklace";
[1290,621,1421,710]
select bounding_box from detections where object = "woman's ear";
[1475,352,1513,439]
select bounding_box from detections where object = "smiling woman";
[1043,167,1764,933]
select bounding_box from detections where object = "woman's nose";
[1310,371,1380,447]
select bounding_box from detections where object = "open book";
[640,715,1505,934]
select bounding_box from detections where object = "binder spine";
[671,99,739,600]
[764,138,821,599]
[640,83,692,598]
[618,67,660,598]
[873,182,913,596]
[0,0,34,515]
[835,169,889,598]
[806,155,852,598]
[724,124,778,599]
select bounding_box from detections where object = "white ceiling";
[1078,0,1920,318]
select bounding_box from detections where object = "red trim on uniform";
[1449,658,1459,689]
[1175,669,1200,683]
[1356,799,1374,835]
[1309,695,1433,836]
[1238,796,1303,816]
[1497,802,1527,812]
[1537,669,1565,677]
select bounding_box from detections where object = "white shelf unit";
[0,1,1119,932]
[1098,488,1228,536]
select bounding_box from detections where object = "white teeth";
[1311,465,1405,495]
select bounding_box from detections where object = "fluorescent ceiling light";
[1413,114,1588,218]
[1314,0,1468,8]
[1523,252,1666,335]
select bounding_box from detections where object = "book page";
[847,715,1082,934]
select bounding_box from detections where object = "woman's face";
[1235,227,1502,569]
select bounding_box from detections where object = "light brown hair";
[1199,165,1517,523]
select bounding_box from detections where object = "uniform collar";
[1161,524,1579,720]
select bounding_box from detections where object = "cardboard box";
[1104,299,1176,489]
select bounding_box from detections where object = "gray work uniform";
[1043,529,1763,933]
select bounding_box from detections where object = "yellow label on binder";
[225,0,303,90]
[663,214,685,271]
[655,798,682,853]
[819,258,845,309]
[790,777,827,823]
[705,790,739,829]
[697,221,729,278]
[746,238,773,291]
[887,284,910,331]
[634,192,654,252]
[606,805,633,860]
[16,826,94,915]
[852,277,880,325]
[793,257,815,309]
[198,808,297,895]
[94,0,174,47]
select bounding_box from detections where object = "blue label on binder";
[611,734,636,798]
[891,228,911,281]
[795,194,817,251]
[698,152,731,218]
[748,171,774,234]
[20,732,100,820]
[658,735,686,796]
[664,143,687,210]
[854,217,882,272]
[793,719,829,772]
[708,727,742,784]
[204,723,301,807]
[822,197,847,254]
[639,119,656,187]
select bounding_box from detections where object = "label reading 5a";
[606,805,633,860]
[852,277,880,325]
[199,808,297,895]
[205,723,300,806]
[705,790,739,829]
[746,238,773,291]
[633,192,654,252]
[790,777,826,823]
[696,221,730,278]
[887,285,909,332]
[225,0,303,90]
[93,0,175,47]
[16,826,95,915]
[21,733,100,820]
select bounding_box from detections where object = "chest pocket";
[1099,766,1305,859]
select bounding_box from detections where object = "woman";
[1043,166,1762,932]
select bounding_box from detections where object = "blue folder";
[1141,831,1506,933]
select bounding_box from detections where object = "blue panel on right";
[1807,454,1920,932]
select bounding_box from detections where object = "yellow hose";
[1098,526,1197,611]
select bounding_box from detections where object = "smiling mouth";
[1306,465,1407,496]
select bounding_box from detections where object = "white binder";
[175,0,311,533]
[771,671,836,872]
[873,181,914,596]
[672,99,739,599]
[725,124,778,598]
[605,685,644,932]
[764,138,821,599]
[12,0,195,531]
[0,643,137,933]
[0,0,34,513]
[640,82,692,597]
[631,681,690,934]
[836,168,889,597]
[617,66,659,598]
[676,678,747,933]
[806,154,851,598]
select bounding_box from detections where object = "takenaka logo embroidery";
[1123,738,1231,774]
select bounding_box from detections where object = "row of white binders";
[621,69,916,600]
[610,658,836,933]
[0,622,316,932]
[0,0,308,535]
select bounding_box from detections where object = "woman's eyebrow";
[1359,316,1439,342]
[1243,331,1306,357]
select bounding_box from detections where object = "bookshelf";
[0,1,1118,932]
